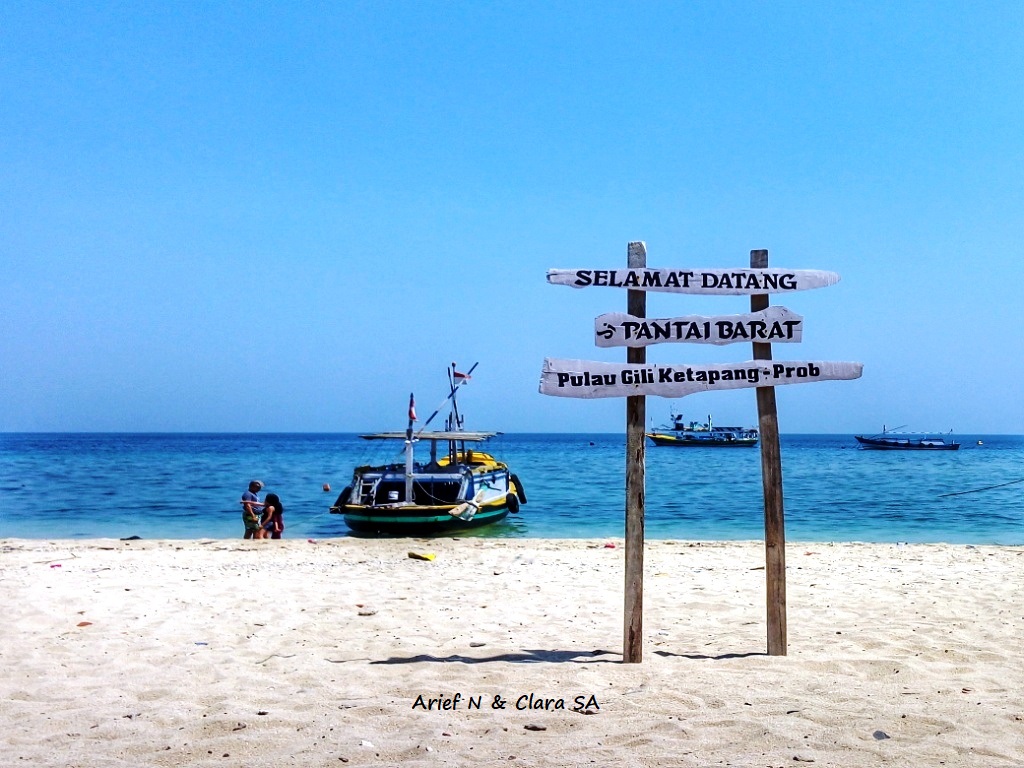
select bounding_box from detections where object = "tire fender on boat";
[510,474,527,504]
[506,493,520,513]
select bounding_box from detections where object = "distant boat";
[329,364,526,534]
[647,412,758,447]
[854,425,960,451]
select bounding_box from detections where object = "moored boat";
[854,426,960,451]
[330,364,526,534]
[647,412,758,447]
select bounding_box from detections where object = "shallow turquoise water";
[1,433,1021,543]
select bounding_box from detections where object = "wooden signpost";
[541,243,862,662]
[750,248,786,657]
[623,242,646,665]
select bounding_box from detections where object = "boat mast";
[446,366,456,462]
[448,363,466,460]
[405,392,416,504]
[449,363,464,431]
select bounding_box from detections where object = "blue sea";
[1,433,1022,544]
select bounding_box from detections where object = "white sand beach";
[2,538,1022,767]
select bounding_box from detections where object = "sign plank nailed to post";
[548,267,839,294]
[540,358,862,398]
[596,306,804,347]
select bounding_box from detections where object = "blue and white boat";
[647,412,758,447]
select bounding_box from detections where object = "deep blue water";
[1,433,1022,544]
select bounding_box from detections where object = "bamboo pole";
[750,248,787,656]
[623,241,647,663]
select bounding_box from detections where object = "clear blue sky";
[2,1,1022,433]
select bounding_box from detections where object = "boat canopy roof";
[359,430,499,442]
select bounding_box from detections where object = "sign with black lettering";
[595,306,803,348]
[539,358,863,399]
[547,268,839,295]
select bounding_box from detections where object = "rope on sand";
[939,477,1024,497]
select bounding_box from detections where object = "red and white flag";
[453,369,471,382]
[408,393,417,421]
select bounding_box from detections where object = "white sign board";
[595,306,803,348]
[539,358,863,399]
[547,268,839,295]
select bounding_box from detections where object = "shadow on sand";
[370,648,619,665]
[368,648,767,664]
[653,650,768,660]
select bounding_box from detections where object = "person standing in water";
[241,480,264,539]
[258,493,284,540]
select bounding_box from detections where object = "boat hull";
[339,500,511,535]
[647,432,757,447]
[854,436,960,451]
[331,452,524,535]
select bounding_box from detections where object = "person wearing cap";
[241,480,265,539]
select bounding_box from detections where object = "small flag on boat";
[453,369,471,382]
[408,393,417,421]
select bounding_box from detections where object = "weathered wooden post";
[750,249,787,656]
[624,241,646,663]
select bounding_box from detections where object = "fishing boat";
[329,363,526,535]
[647,412,758,447]
[854,426,960,451]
